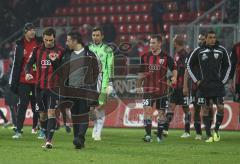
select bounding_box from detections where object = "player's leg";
[156,97,168,142]
[9,105,17,129]
[71,99,89,149]
[181,93,191,138]
[202,98,214,142]
[193,102,202,140]
[62,108,71,134]
[12,84,31,139]
[181,105,191,138]
[35,89,47,139]
[43,92,58,149]
[213,97,224,142]
[30,86,39,134]
[142,99,153,142]
[164,90,176,135]
[93,84,108,140]
[0,109,9,127]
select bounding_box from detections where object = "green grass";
[0,127,240,164]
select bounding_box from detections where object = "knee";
[48,109,56,119]
[202,105,209,116]
[158,110,165,121]
[40,112,47,121]
[217,105,224,114]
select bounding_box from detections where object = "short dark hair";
[150,34,162,42]
[206,30,216,37]
[67,31,84,45]
[92,26,104,35]
[43,28,56,38]
[24,22,35,32]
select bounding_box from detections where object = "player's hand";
[171,76,177,87]
[136,87,142,94]
[183,86,189,96]
[229,79,235,93]
[196,80,201,87]
[49,52,59,61]
[106,85,114,95]
[25,73,33,81]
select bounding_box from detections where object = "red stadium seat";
[135,15,140,22]
[126,15,133,23]
[77,7,83,15]
[118,15,124,23]
[100,6,106,13]
[117,5,123,13]
[110,15,118,23]
[109,5,115,13]
[43,18,53,27]
[145,24,151,33]
[127,25,133,33]
[119,25,127,33]
[101,16,107,22]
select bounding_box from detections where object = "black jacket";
[54,46,100,105]
[8,37,42,93]
[187,43,231,97]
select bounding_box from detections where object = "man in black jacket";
[9,23,40,139]
[187,31,231,142]
[56,31,100,149]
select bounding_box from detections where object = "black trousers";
[70,98,90,144]
[16,83,39,133]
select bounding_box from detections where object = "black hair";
[67,31,84,46]
[92,26,104,35]
[43,28,56,38]
[150,34,162,42]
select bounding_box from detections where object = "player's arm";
[9,45,20,91]
[220,46,231,84]
[136,56,146,93]
[25,48,37,80]
[49,48,63,70]
[167,55,177,86]
[183,56,190,96]
[187,47,201,85]
[183,69,189,96]
[106,47,114,94]
[229,46,237,92]
[107,47,114,81]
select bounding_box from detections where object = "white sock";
[92,119,98,138]
[96,110,105,137]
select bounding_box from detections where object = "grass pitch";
[0,127,240,164]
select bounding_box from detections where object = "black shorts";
[143,97,168,110]
[36,88,59,112]
[170,89,188,106]
[206,97,224,106]
[57,97,74,110]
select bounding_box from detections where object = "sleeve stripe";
[9,46,17,85]
[220,46,231,83]
[187,48,199,83]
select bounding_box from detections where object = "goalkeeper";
[89,26,114,141]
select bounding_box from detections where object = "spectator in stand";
[151,0,165,34]
[102,19,116,43]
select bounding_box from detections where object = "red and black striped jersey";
[230,42,240,84]
[26,44,64,89]
[174,48,188,89]
[140,51,176,98]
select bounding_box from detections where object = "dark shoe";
[73,137,84,149]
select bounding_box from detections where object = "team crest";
[159,59,165,65]
[214,53,219,59]
[202,53,208,61]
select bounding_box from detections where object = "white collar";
[74,48,84,55]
